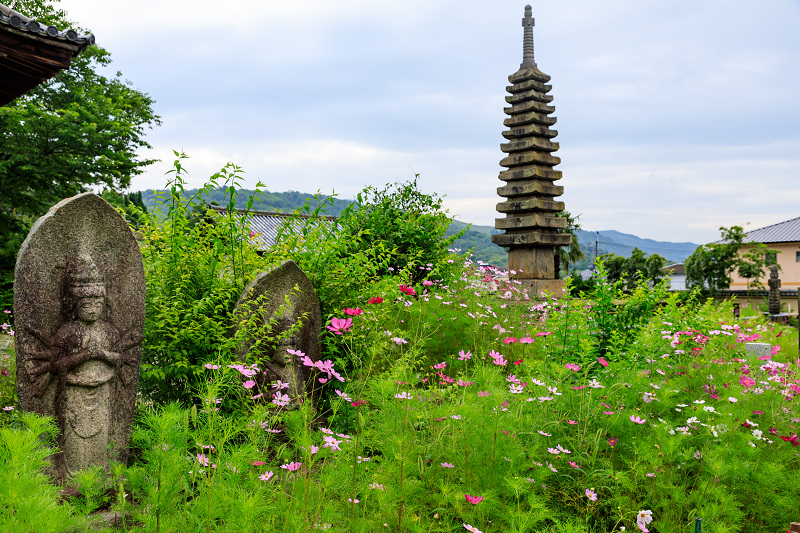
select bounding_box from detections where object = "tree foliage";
[684,225,779,294]
[0,0,160,308]
[555,210,585,278]
[597,248,667,290]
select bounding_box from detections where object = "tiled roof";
[0,3,95,105]
[207,205,338,251]
[742,216,800,244]
[0,4,95,45]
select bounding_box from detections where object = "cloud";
[53,0,800,246]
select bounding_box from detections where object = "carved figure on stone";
[232,260,323,408]
[15,193,145,482]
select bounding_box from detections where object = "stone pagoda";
[491,5,571,296]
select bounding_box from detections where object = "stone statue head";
[68,253,106,324]
[770,264,779,279]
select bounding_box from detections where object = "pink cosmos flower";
[630,415,646,424]
[457,379,474,387]
[512,359,523,365]
[281,462,302,471]
[395,391,413,400]
[603,411,614,415]
[251,460,266,466]
[477,391,490,397]
[440,462,455,468]
[243,380,256,389]
[536,331,552,337]
[204,363,220,370]
[327,317,353,335]
[423,280,433,286]
[399,284,416,296]
[519,337,534,343]
[368,297,384,304]
[598,357,609,367]
[504,337,518,344]
[259,471,274,481]
[464,525,483,533]
[343,308,363,316]
[607,437,618,447]
[565,363,580,372]
[433,362,447,370]
[489,350,507,365]
[458,350,472,361]
[585,488,597,501]
[567,420,577,425]
[335,389,352,402]
[569,461,578,468]
[323,435,343,451]
[464,494,483,505]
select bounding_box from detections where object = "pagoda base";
[508,247,557,279]
[511,278,566,298]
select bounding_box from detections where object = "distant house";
[207,205,338,252]
[727,217,800,292]
[0,3,95,106]
[662,263,687,291]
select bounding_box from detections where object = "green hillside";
[136,187,696,271]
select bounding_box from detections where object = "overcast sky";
[57,0,800,243]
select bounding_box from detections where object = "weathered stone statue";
[15,193,145,482]
[232,260,323,407]
[768,264,781,315]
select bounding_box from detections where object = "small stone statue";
[15,193,145,482]
[768,264,781,316]
[232,261,323,408]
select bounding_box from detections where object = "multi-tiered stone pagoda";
[491,5,571,296]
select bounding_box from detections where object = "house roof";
[662,263,685,275]
[207,205,338,251]
[741,216,800,244]
[0,3,95,106]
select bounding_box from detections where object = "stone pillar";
[768,265,781,316]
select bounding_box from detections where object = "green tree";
[684,225,777,295]
[596,250,667,290]
[599,254,626,286]
[555,210,585,278]
[0,0,161,307]
[337,176,462,282]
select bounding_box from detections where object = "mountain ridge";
[136,187,699,268]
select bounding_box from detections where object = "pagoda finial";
[521,4,536,69]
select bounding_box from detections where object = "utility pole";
[595,231,599,261]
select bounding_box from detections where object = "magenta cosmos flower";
[368,296,384,304]
[464,494,483,504]
[630,415,646,424]
[326,317,353,335]
[399,284,416,296]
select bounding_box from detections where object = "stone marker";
[745,342,771,362]
[768,264,781,316]
[14,193,145,482]
[232,260,323,407]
